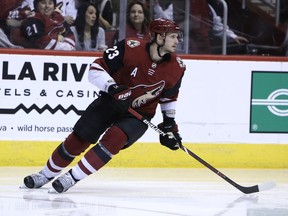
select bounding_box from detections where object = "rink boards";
[0,141,287,168]
[0,49,288,168]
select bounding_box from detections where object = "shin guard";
[74,126,127,176]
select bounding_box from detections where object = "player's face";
[163,32,179,53]
[37,0,55,17]
[129,4,145,26]
[85,5,97,27]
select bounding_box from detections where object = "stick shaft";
[128,108,259,194]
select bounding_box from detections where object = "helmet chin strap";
[157,45,165,57]
[156,35,166,58]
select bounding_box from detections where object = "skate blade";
[19,184,28,189]
[48,188,58,194]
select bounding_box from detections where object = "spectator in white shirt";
[71,2,107,51]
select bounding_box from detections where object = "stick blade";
[258,181,276,192]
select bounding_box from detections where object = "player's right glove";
[158,120,182,150]
[108,84,131,113]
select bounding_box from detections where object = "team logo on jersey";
[131,81,165,107]
[127,40,140,48]
[176,57,185,68]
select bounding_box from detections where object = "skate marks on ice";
[0,168,287,216]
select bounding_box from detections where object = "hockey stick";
[128,107,276,194]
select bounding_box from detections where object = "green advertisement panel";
[250,71,288,133]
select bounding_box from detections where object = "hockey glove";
[158,120,182,150]
[108,84,131,113]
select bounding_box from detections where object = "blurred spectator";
[189,0,212,53]
[5,0,34,28]
[71,2,107,51]
[113,0,151,44]
[147,0,173,20]
[29,0,78,25]
[55,0,78,26]
[20,0,75,50]
[97,0,114,30]
[280,1,288,24]
[154,0,173,20]
[189,0,248,54]
[0,0,33,48]
[0,28,23,48]
[1,0,33,28]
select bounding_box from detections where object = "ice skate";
[52,171,77,193]
[23,171,53,189]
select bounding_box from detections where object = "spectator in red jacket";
[20,0,75,50]
[0,0,33,48]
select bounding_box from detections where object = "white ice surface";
[0,167,287,216]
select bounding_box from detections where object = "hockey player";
[20,0,75,50]
[22,18,186,193]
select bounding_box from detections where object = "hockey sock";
[42,133,90,179]
[71,126,127,179]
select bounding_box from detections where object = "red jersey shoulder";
[125,38,147,50]
[170,53,186,71]
[123,38,149,62]
[161,53,185,89]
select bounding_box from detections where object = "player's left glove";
[158,119,182,150]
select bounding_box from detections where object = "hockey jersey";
[90,38,186,117]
